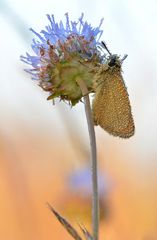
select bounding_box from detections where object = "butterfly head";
[101,41,127,68]
[107,54,120,67]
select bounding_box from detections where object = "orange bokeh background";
[1,117,157,240]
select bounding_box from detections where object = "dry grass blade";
[47,203,83,240]
[79,224,93,240]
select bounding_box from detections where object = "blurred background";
[0,0,157,239]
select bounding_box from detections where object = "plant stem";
[76,78,99,240]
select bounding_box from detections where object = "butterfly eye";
[108,57,116,67]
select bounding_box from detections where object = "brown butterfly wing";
[92,69,135,138]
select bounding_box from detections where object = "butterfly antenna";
[101,41,112,55]
[121,54,128,62]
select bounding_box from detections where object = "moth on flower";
[21,13,134,138]
[92,41,135,138]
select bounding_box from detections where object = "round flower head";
[21,13,104,105]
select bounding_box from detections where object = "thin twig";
[76,78,99,240]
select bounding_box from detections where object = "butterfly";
[92,41,135,138]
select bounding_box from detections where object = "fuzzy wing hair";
[92,70,134,138]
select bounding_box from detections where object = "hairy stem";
[76,78,99,240]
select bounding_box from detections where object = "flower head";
[21,13,104,105]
